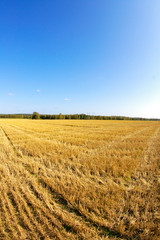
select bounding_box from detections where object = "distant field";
[0,119,159,240]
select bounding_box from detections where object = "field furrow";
[0,119,159,239]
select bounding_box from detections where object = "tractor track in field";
[123,126,160,190]
[19,155,141,240]
[20,159,128,239]
[0,126,125,239]
[106,125,155,149]
[0,127,19,155]
[137,126,160,182]
[6,124,91,151]
[4,123,157,157]
[38,178,134,240]
[0,129,92,239]
[0,122,159,239]
[143,126,160,161]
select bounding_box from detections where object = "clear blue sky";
[1,0,160,118]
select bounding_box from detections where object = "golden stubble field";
[0,119,159,240]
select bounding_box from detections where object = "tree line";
[0,114,32,119]
[0,112,159,121]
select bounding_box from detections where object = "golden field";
[0,119,159,240]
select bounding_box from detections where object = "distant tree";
[58,113,64,119]
[32,112,40,119]
[80,114,86,119]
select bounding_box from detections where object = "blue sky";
[1,0,160,118]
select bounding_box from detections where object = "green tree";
[32,112,40,119]
[58,113,64,119]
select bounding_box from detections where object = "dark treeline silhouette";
[0,114,32,119]
[0,113,159,121]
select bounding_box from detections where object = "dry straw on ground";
[0,119,159,240]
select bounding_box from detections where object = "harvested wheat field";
[0,119,159,240]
